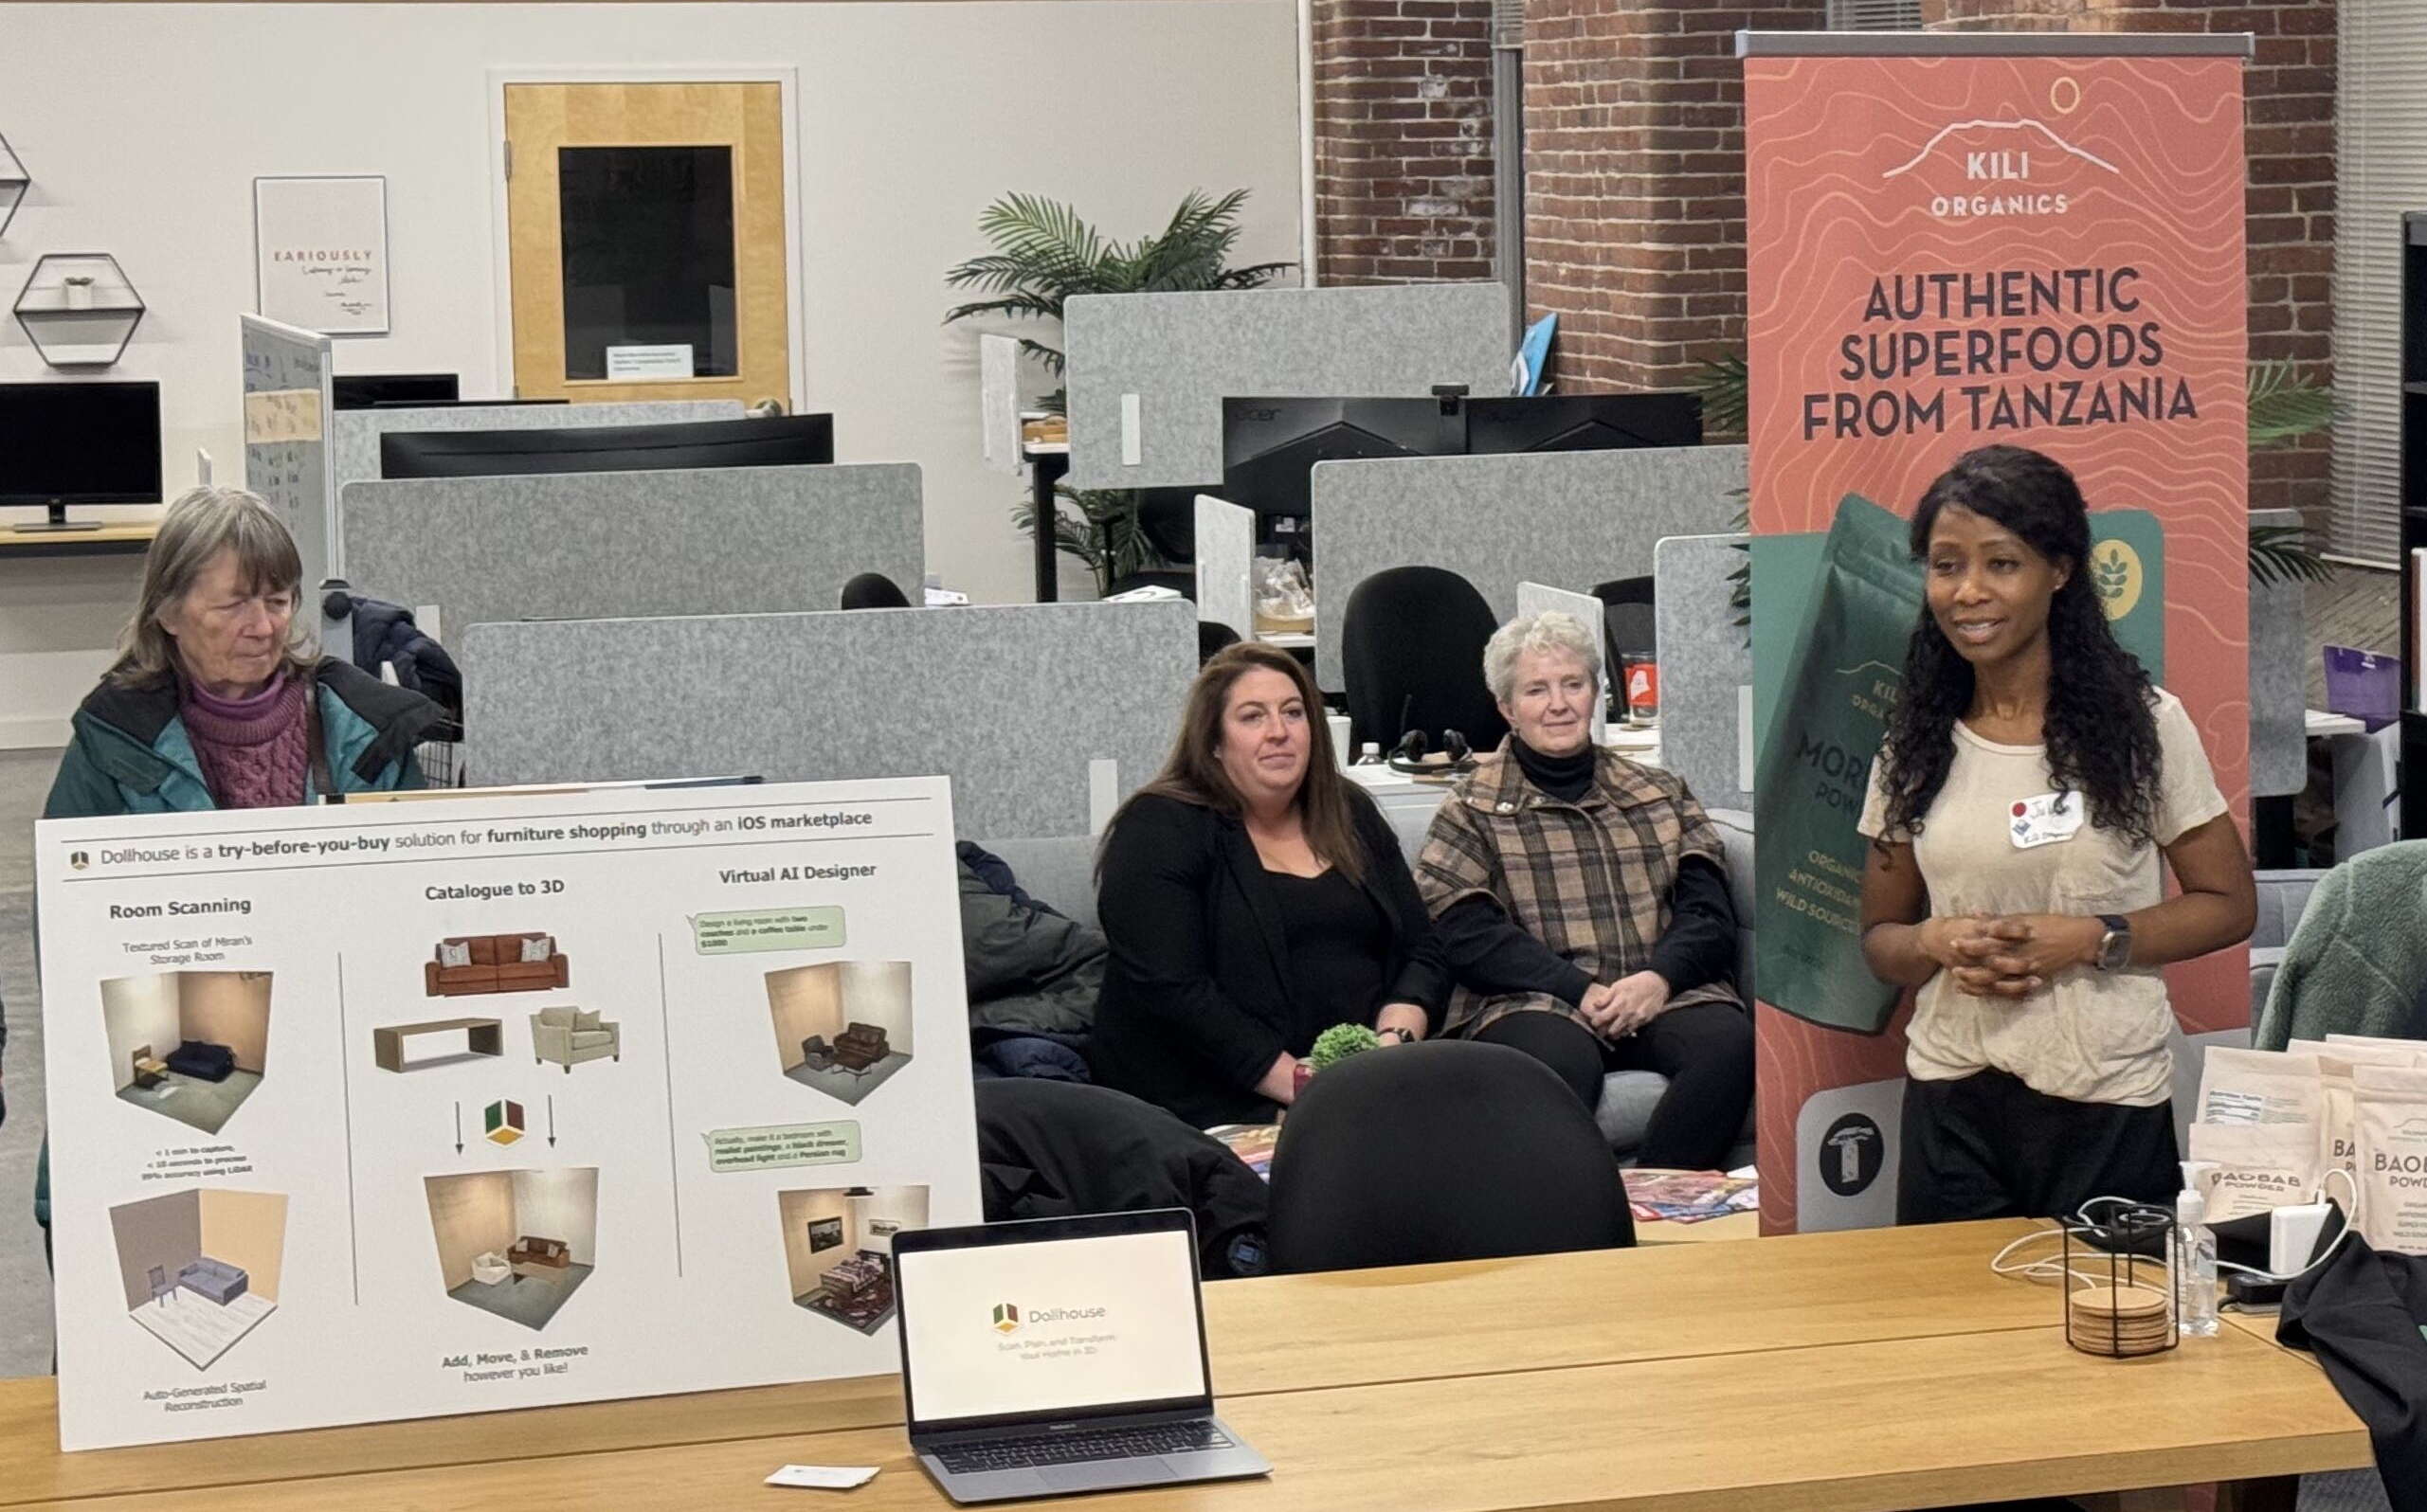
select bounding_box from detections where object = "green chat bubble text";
[692,907,845,955]
[703,1121,861,1173]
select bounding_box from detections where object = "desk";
[2,1220,2364,1510]
[369,1017,503,1072]
[0,522,156,560]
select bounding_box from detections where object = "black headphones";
[1386,726,1475,776]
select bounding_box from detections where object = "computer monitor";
[332,373,460,410]
[1464,392,1702,454]
[0,380,163,531]
[378,413,835,479]
[1219,396,1468,532]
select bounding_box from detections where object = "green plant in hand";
[945,189,1293,596]
[1307,1023,1382,1072]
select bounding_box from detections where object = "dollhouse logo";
[992,1304,1021,1335]
[1881,110,2119,221]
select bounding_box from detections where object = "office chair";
[1340,565,1508,756]
[1198,621,1242,665]
[839,572,911,610]
[1101,488,1200,600]
[1266,1040,1635,1274]
[1592,575,1657,662]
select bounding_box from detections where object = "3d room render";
[423,1168,600,1331]
[109,1188,288,1370]
[764,960,915,1106]
[100,971,272,1136]
[777,1185,929,1336]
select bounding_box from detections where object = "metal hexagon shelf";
[0,133,26,241]
[14,252,146,368]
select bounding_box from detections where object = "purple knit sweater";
[179,673,311,809]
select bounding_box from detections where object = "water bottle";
[2174,1186,2219,1338]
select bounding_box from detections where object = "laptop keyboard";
[935,1421,1234,1473]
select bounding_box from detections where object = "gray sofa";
[980,802,1758,1161]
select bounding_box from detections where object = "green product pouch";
[1754,493,1916,1035]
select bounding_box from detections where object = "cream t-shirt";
[1856,688,2228,1107]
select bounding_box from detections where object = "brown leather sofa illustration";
[510,1236,570,1272]
[426,933,569,998]
[801,1022,890,1073]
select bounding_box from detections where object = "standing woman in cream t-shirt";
[1856,445,2255,1224]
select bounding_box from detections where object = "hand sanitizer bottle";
[2174,1185,2219,1338]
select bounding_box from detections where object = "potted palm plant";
[945,189,1294,597]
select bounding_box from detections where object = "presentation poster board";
[36,778,981,1449]
[1740,34,2251,1233]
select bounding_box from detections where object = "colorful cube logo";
[484,1099,525,1146]
[991,1303,1020,1335]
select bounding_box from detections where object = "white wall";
[837,959,914,1057]
[100,974,182,1093]
[511,1166,601,1267]
[0,1,1305,747]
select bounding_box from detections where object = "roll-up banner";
[1740,32,2253,1233]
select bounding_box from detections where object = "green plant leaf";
[1694,353,1749,437]
[2247,359,2337,448]
[2248,522,2335,585]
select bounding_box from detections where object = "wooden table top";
[0,1218,2366,1511]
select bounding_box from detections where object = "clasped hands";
[1579,970,1671,1041]
[1919,912,2104,999]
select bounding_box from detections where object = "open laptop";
[894,1208,1270,1504]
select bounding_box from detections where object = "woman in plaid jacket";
[1414,610,1752,1171]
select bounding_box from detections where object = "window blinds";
[2329,0,2427,566]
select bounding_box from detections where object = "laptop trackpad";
[1041,1458,1173,1493]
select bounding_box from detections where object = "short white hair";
[1482,610,1602,703]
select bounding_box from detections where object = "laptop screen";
[897,1225,1210,1429]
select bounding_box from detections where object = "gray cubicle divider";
[331,400,746,495]
[1311,444,1747,690]
[1061,283,1512,491]
[241,315,337,585]
[1653,534,1751,814]
[2249,507,2305,799]
[341,463,923,638]
[1195,495,1255,637]
[463,600,1196,839]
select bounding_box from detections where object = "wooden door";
[503,81,790,408]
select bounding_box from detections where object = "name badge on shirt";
[2008,791,2084,849]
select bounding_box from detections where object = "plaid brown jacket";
[1414,744,1740,1036]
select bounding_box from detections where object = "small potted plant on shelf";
[62,273,95,310]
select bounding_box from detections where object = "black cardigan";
[1088,789,1452,1128]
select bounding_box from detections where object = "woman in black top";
[1090,643,1449,1127]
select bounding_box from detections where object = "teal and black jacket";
[27,657,443,1241]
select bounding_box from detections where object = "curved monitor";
[380,413,834,479]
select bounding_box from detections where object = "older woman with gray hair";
[34,486,443,1256]
[1413,609,1751,1169]
[45,485,442,819]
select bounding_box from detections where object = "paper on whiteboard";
[244,389,324,446]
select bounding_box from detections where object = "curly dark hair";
[1876,444,2161,847]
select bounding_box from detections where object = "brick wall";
[1519,0,1830,405]
[1310,0,1498,285]
[1923,0,2339,518]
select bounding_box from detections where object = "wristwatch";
[2092,914,2132,973]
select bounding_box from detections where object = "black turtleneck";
[1509,733,1598,802]
[1431,741,1739,1008]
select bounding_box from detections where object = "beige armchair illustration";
[531,1006,620,1072]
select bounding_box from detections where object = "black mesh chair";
[1592,575,1657,663]
[839,572,911,610]
[1340,565,1508,756]
[1198,621,1242,665]
[1266,1040,1635,1274]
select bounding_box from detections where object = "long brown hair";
[1110,642,1367,883]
